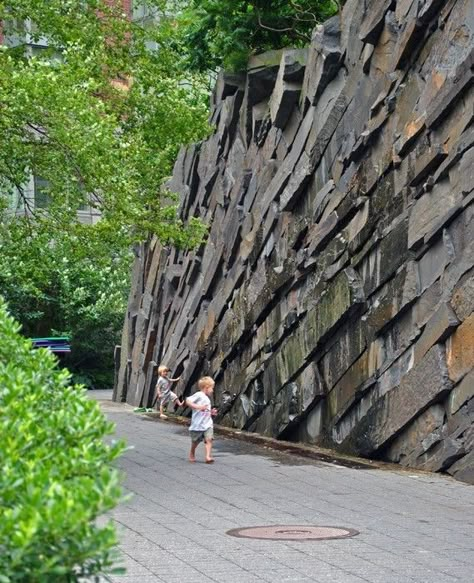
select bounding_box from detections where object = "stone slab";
[449,369,474,415]
[359,0,395,45]
[414,303,460,364]
[447,312,474,383]
[415,437,465,472]
[346,345,452,455]
[447,449,474,483]
[301,16,342,106]
[385,404,445,464]
[451,272,474,320]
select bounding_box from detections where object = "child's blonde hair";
[158,365,169,376]
[198,376,215,390]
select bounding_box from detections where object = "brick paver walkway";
[92,391,474,583]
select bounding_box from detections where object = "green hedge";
[0,299,125,581]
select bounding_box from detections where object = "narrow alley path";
[92,391,474,583]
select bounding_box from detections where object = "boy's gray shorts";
[190,428,214,442]
[160,391,178,406]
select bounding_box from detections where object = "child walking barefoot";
[156,365,183,419]
[186,376,217,464]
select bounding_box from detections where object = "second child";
[156,365,184,419]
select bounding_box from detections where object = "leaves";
[0,0,210,240]
[175,0,341,72]
[0,1,211,385]
[0,215,134,387]
[0,299,125,580]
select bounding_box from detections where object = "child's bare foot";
[159,414,168,419]
[205,458,215,464]
[188,456,196,463]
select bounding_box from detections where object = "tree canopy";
[176,0,341,72]
[0,0,210,385]
[0,0,210,242]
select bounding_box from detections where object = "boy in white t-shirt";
[186,376,217,464]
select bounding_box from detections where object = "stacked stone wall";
[114,0,474,483]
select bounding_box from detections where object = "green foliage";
[0,1,210,384]
[0,0,211,241]
[0,299,126,581]
[0,216,133,388]
[176,0,341,72]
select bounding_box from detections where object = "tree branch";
[256,13,310,41]
[25,122,105,209]
[256,13,294,34]
[289,0,318,23]
[3,162,35,234]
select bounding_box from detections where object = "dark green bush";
[0,299,125,582]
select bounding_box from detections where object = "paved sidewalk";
[92,391,474,583]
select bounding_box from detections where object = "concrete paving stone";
[107,577,164,583]
[112,564,153,578]
[151,566,208,576]
[412,553,471,569]
[150,577,211,583]
[262,577,320,583]
[444,550,474,563]
[191,565,239,573]
[151,567,202,576]
[295,560,354,572]
[313,575,369,583]
[243,559,295,570]
[130,557,176,571]
[443,566,474,579]
[408,575,463,583]
[347,569,402,583]
[92,393,474,583]
[354,555,418,574]
[218,576,267,583]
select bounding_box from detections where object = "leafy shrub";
[0,299,125,581]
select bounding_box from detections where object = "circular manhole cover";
[226,525,359,541]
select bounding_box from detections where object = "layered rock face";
[114,0,474,482]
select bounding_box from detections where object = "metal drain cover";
[226,525,359,541]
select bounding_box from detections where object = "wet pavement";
[91,390,474,583]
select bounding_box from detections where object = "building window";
[34,176,50,208]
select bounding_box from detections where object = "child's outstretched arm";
[169,376,181,382]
